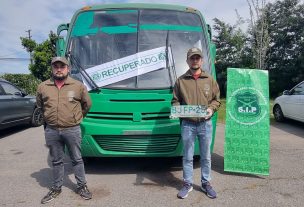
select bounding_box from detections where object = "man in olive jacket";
[172,48,220,199]
[37,57,92,204]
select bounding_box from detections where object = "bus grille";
[93,135,180,153]
[87,112,133,120]
[86,112,170,121]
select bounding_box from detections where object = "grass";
[216,98,275,124]
[217,99,226,123]
[269,99,275,124]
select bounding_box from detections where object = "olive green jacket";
[172,69,221,122]
[36,76,92,128]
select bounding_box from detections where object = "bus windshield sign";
[82,46,172,89]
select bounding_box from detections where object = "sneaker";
[177,183,193,199]
[41,187,62,204]
[201,182,217,199]
[77,185,92,200]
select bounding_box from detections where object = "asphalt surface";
[0,120,303,207]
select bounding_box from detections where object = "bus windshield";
[68,9,211,89]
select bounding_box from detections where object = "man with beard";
[36,57,92,204]
[172,48,220,199]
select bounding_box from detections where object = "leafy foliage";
[212,18,253,97]
[21,31,57,81]
[20,38,36,53]
[247,0,270,70]
[266,0,304,96]
[213,0,304,97]
[0,74,41,95]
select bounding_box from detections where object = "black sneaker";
[41,187,62,204]
[77,185,92,200]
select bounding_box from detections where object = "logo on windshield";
[158,52,166,61]
[92,73,101,82]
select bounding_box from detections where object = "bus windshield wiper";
[68,53,100,92]
[165,30,177,87]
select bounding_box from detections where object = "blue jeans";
[44,125,87,189]
[181,119,213,185]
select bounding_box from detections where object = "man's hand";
[205,108,213,120]
[169,115,179,119]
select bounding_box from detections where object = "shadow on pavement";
[0,125,30,139]
[212,153,265,179]
[84,157,187,190]
[271,120,304,138]
[31,154,76,192]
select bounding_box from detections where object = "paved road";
[0,121,303,207]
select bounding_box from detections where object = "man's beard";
[53,74,68,81]
[191,66,200,70]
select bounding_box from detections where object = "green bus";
[56,3,218,157]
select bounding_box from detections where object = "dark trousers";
[44,125,86,189]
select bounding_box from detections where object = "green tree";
[266,0,304,96]
[21,31,57,81]
[247,0,270,70]
[213,0,303,98]
[212,18,251,97]
[0,74,40,95]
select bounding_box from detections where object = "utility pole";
[25,29,33,64]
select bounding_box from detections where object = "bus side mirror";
[210,43,216,62]
[207,24,212,39]
[56,23,69,56]
[56,37,66,56]
[57,23,69,36]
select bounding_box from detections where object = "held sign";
[170,105,207,118]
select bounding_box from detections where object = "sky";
[0,0,256,74]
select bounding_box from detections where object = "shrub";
[0,74,41,95]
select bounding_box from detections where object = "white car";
[273,81,304,122]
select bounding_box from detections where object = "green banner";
[224,68,270,175]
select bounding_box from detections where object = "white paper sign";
[82,46,170,89]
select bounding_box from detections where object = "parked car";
[273,81,304,123]
[0,78,43,130]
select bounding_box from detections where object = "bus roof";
[69,3,207,29]
[78,3,199,13]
